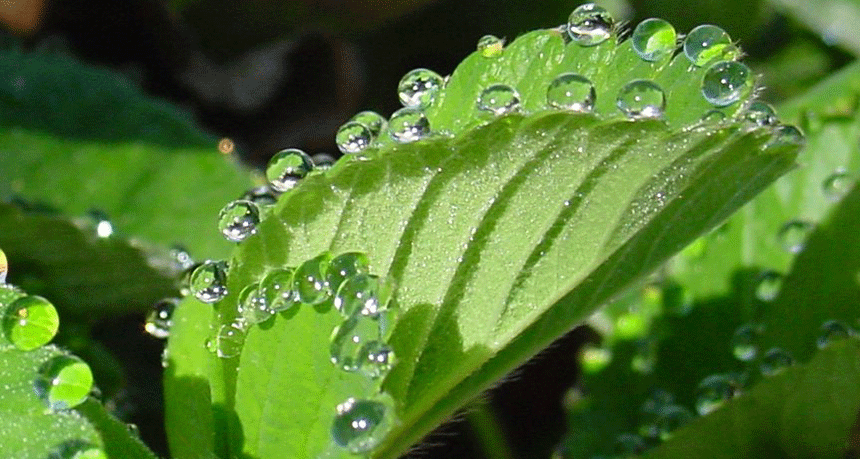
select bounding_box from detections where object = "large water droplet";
[617,80,666,119]
[477,83,520,116]
[294,253,332,305]
[336,121,373,155]
[695,374,734,415]
[334,274,389,318]
[326,252,370,295]
[546,73,595,112]
[190,261,229,304]
[398,68,444,109]
[684,25,735,66]
[744,101,777,126]
[260,268,297,313]
[34,355,94,410]
[2,295,59,350]
[778,220,813,253]
[656,405,693,440]
[266,148,314,192]
[359,341,395,379]
[477,34,504,57]
[238,284,274,325]
[817,320,853,349]
[755,270,783,302]
[388,107,430,143]
[632,18,677,61]
[701,61,753,107]
[215,322,245,359]
[144,298,178,339]
[760,347,793,376]
[331,397,393,453]
[350,111,387,138]
[731,323,760,361]
[330,317,381,372]
[567,3,614,46]
[217,200,260,243]
[823,170,852,201]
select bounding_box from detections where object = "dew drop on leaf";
[260,268,298,313]
[760,347,794,376]
[754,270,782,302]
[388,107,431,143]
[34,355,94,410]
[700,109,726,124]
[744,101,777,126]
[701,61,753,107]
[189,260,229,304]
[359,341,395,379]
[144,298,178,339]
[240,186,277,208]
[217,200,260,243]
[616,80,666,119]
[631,18,677,62]
[238,284,274,325]
[331,397,393,453]
[768,125,805,147]
[311,153,336,171]
[822,170,852,201]
[778,220,813,254]
[334,274,388,318]
[294,253,333,305]
[683,24,735,66]
[168,245,196,272]
[2,295,59,350]
[477,83,521,116]
[546,73,595,112]
[695,374,734,415]
[397,68,444,109]
[330,316,381,372]
[567,3,614,47]
[477,34,504,57]
[731,323,760,361]
[266,148,314,192]
[336,121,373,155]
[85,210,114,239]
[326,252,370,294]
[817,320,852,349]
[215,322,246,359]
[349,111,387,138]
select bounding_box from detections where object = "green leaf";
[165,25,801,459]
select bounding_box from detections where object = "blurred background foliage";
[0,0,858,457]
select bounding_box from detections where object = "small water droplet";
[768,124,805,147]
[695,374,734,415]
[732,323,760,361]
[266,148,314,192]
[294,253,332,305]
[190,260,229,304]
[2,295,59,350]
[477,83,520,116]
[359,341,395,379]
[755,270,783,302]
[336,121,373,155]
[617,80,666,119]
[760,347,793,376]
[632,18,677,61]
[241,186,278,208]
[778,220,813,253]
[700,109,726,124]
[260,268,297,313]
[477,34,504,57]
[388,107,430,143]
[169,245,196,272]
[398,68,444,109]
[613,433,645,455]
[334,274,390,318]
[350,111,387,138]
[330,317,381,372]
[744,101,778,126]
[331,397,393,453]
[86,210,114,238]
[817,320,853,348]
[237,284,274,325]
[684,25,735,66]
[145,298,178,339]
[567,3,614,47]
[311,153,336,172]
[217,200,260,243]
[215,322,245,359]
[326,252,370,295]
[546,73,595,112]
[656,405,693,440]
[34,355,94,410]
[822,170,852,201]
[701,61,752,107]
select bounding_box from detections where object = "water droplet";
[48,441,107,459]
[2,295,59,350]
[34,355,94,410]
[755,270,782,302]
[331,397,393,453]
[823,170,852,201]
[336,121,373,155]
[476,84,520,116]
[477,34,504,57]
[294,253,332,305]
[359,341,395,379]
[744,101,777,126]
[567,3,614,47]
[732,323,760,361]
[617,80,666,119]
[656,405,693,440]
[350,111,387,138]
[546,73,595,112]
[144,298,178,339]
[217,200,260,243]
[778,220,813,253]
[613,433,645,455]
[85,210,114,238]
[695,374,734,415]
[238,284,274,325]
[817,320,853,348]
[0,247,7,284]
[760,347,793,376]
[241,186,278,208]
[684,25,735,66]
[701,61,753,107]
[632,18,677,61]
[260,268,297,312]
[334,274,390,318]
[215,322,245,359]
[768,125,805,147]
[326,252,370,294]
[388,107,430,143]
[398,68,444,109]
[266,148,314,192]
[330,317,381,372]
[700,109,726,124]
[311,153,336,171]
[169,245,196,272]
[189,260,229,304]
